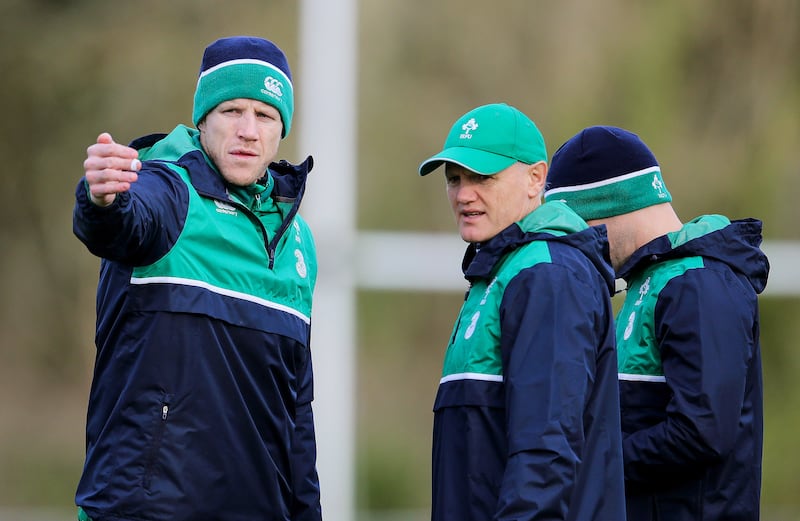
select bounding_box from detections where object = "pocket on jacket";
[142,392,174,490]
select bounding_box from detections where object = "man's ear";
[528,161,548,197]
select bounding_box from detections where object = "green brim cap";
[418,103,547,176]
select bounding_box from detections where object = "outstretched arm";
[74,132,188,265]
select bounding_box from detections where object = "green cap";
[418,103,547,176]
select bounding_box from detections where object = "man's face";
[198,98,283,187]
[444,162,544,243]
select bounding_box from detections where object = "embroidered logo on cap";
[460,118,479,139]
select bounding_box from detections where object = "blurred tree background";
[0,0,797,519]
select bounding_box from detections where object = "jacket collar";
[462,201,615,295]
[617,216,769,294]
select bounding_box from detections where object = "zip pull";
[162,404,169,420]
[254,193,262,211]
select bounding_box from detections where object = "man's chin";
[458,228,488,244]
[221,169,263,187]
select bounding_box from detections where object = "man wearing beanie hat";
[545,126,770,521]
[419,103,625,521]
[73,36,321,521]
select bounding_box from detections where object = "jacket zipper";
[142,401,170,489]
[253,193,277,267]
[219,192,276,269]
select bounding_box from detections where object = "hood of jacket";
[618,215,769,294]
[462,201,616,296]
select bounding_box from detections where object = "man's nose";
[236,112,259,139]
[455,182,478,203]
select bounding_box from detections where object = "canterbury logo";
[214,200,238,216]
[262,76,284,98]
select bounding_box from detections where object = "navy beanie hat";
[544,126,672,220]
[192,36,294,137]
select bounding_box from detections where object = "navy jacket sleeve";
[622,265,756,486]
[72,163,189,266]
[494,262,601,520]
[291,345,322,521]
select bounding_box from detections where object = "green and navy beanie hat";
[544,126,671,220]
[192,36,294,138]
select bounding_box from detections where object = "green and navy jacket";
[72,125,321,521]
[616,215,769,521]
[432,201,626,521]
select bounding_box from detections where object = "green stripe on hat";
[544,166,672,220]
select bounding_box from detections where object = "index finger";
[87,136,139,161]
[96,132,115,145]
